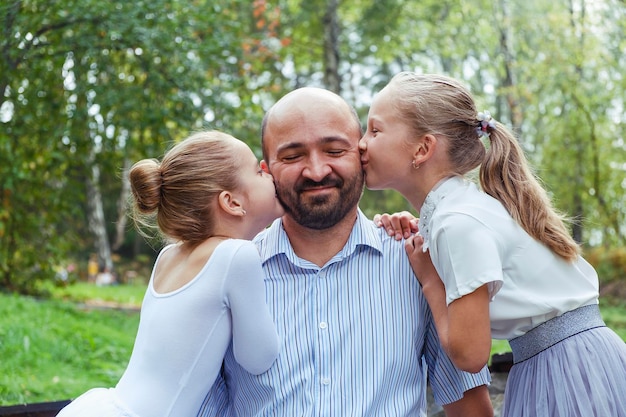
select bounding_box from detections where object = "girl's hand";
[373,211,419,240]
[404,234,443,293]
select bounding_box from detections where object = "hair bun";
[129,159,162,213]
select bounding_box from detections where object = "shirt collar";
[255,209,383,267]
[343,208,383,257]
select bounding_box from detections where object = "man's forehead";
[277,107,348,127]
[269,88,348,121]
[269,108,358,144]
[263,88,360,157]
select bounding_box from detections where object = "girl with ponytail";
[359,72,626,417]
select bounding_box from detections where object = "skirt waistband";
[509,304,605,364]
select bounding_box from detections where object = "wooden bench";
[0,400,70,417]
[489,351,514,373]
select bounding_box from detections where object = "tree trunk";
[497,0,523,129]
[322,0,341,94]
[86,161,113,272]
[112,157,131,252]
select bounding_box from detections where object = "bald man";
[197,88,493,417]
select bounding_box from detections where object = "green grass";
[43,281,146,307]
[0,284,145,405]
[1,283,625,406]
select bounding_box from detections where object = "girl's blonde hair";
[388,72,579,261]
[129,131,242,247]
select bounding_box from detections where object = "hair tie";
[476,111,496,138]
[158,164,165,187]
[158,167,165,205]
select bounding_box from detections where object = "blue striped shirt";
[197,210,490,417]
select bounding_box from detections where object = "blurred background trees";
[1,0,625,294]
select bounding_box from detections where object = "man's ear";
[260,160,270,174]
[217,190,246,217]
[413,134,438,166]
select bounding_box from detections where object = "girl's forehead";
[369,90,397,119]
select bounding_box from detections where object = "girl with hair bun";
[359,72,626,417]
[57,131,283,417]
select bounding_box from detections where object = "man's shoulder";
[253,227,269,244]
[355,212,408,257]
[253,219,281,245]
[252,219,288,263]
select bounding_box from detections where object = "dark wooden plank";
[0,400,70,417]
[489,351,514,373]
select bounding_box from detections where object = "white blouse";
[418,176,599,339]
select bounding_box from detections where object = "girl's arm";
[227,242,280,374]
[447,284,492,373]
[405,234,492,373]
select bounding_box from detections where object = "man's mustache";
[295,176,343,192]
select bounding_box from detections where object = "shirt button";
[319,322,328,329]
[321,378,331,385]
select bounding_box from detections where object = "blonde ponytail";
[480,125,580,261]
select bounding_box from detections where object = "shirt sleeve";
[225,241,280,375]
[422,296,492,405]
[195,370,231,417]
[430,212,504,305]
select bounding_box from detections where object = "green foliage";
[359,189,413,220]
[0,0,285,293]
[1,0,625,293]
[584,246,626,285]
[600,303,626,340]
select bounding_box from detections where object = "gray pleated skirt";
[503,305,626,417]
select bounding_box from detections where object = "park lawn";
[0,284,144,405]
[0,283,625,406]
[45,281,146,307]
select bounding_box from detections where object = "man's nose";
[302,155,333,181]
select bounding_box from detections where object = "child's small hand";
[373,211,419,240]
[404,234,443,293]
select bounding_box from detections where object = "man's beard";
[276,171,364,230]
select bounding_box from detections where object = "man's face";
[263,95,364,230]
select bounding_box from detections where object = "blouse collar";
[417,176,464,252]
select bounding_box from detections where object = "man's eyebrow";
[275,142,305,154]
[319,136,352,147]
[276,136,352,154]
